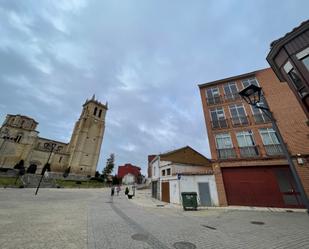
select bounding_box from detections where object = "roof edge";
[198,68,270,88]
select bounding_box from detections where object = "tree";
[95,171,100,178]
[102,153,115,181]
[112,175,120,185]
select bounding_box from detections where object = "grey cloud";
[0,0,308,174]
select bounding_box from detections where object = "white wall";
[169,175,218,206]
[151,158,160,180]
[122,173,135,184]
[169,179,180,204]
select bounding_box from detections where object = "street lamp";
[239,85,309,213]
[35,142,57,195]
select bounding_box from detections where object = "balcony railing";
[264,144,283,156]
[206,96,222,105]
[231,116,249,127]
[217,148,237,159]
[253,113,271,124]
[224,93,240,101]
[239,146,259,158]
[211,119,229,129]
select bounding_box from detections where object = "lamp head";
[238,84,262,106]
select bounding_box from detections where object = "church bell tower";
[67,95,108,176]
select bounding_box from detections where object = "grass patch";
[0,176,23,187]
[55,179,107,188]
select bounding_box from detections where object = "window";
[15,133,23,143]
[206,87,221,105]
[215,133,233,149]
[223,82,239,100]
[242,77,259,89]
[59,156,63,163]
[215,133,236,159]
[284,61,308,98]
[229,104,248,126]
[259,128,283,156]
[236,130,255,147]
[251,98,271,124]
[166,168,171,175]
[162,169,166,176]
[296,47,309,71]
[93,107,97,116]
[210,107,228,128]
[98,109,102,118]
[259,128,279,145]
[302,56,309,71]
[236,130,258,157]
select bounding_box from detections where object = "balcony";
[224,93,240,102]
[231,116,249,127]
[206,96,222,105]
[239,146,259,158]
[217,148,237,159]
[211,119,229,129]
[253,113,271,124]
[264,144,283,156]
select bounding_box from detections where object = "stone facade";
[0,95,107,177]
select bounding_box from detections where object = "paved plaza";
[0,188,309,249]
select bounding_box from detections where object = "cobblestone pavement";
[1,188,309,249]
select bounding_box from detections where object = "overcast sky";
[0,1,308,175]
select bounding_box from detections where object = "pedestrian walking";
[116,185,121,196]
[111,186,115,196]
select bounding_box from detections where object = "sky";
[0,0,308,175]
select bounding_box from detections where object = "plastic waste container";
[181,192,198,211]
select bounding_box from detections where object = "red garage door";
[222,166,303,208]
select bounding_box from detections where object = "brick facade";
[199,68,309,207]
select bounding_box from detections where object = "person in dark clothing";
[111,186,115,196]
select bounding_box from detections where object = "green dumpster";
[181,192,198,211]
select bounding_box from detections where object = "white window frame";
[259,128,280,145]
[236,130,255,147]
[210,107,226,121]
[241,77,260,89]
[215,133,233,149]
[223,82,238,99]
[206,87,220,99]
[296,47,309,60]
[229,103,247,118]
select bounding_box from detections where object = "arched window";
[93,107,97,116]
[98,109,102,118]
[15,133,23,143]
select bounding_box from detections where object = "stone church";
[0,95,107,177]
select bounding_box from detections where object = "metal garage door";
[161,181,170,203]
[222,166,303,208]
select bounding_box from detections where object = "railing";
[224,93,240,101]
[217,148,237,159]
[239,146,259,158]
[264,144,283,156]
[211,119,229,129]
[231,116,249,126]
[253,113,271,124]
[206,96,222,105]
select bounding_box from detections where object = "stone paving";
[0,188,309,249]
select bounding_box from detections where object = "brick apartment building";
[198,68,309,208]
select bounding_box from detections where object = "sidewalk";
[130,188,307,213]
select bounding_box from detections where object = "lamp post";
[35,142,57,195]
[239,85,309,213]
